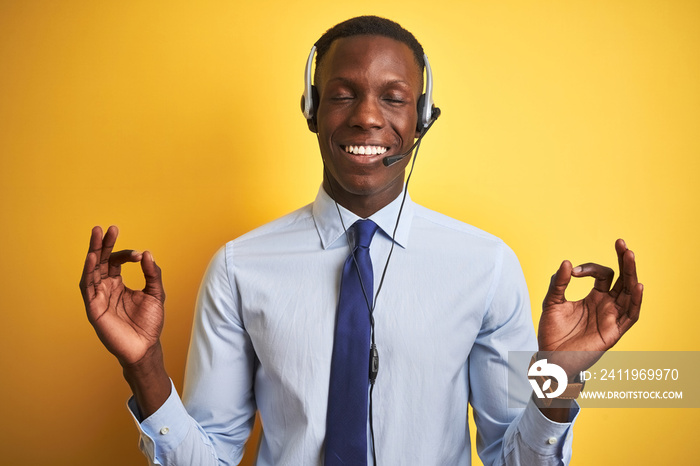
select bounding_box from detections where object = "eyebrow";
[325,77,413,89]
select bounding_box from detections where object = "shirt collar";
[312,185,414,250]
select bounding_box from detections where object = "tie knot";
[352,219,378,249]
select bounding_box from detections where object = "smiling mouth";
[343,145,388,156]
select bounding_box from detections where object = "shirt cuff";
[126,379,191,464]
[516,397,580,457]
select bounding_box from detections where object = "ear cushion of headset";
[302,86,320,133]
[416,93,426,132]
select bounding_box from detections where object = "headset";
[300,45,440,135]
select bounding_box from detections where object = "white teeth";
[343,145,388,155]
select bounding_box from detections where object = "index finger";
[572,262,615,292]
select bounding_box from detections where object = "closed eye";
[383,97,408,106]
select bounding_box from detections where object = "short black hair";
[313,15,425,86]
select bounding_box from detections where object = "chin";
[338,177,403,199]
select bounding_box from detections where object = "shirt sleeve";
[501,398,580,465]
[127,381,218,465]
[468,242,579,466]
[126,244,257,466]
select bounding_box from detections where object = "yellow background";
[1,1,697,464]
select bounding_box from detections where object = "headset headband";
[420,53,434,130]
[301,45,317,121]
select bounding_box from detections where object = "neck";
[322,178,404,219]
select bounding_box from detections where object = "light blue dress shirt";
[129,187,579,465]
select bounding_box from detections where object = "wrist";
[122,342,171,419]
[121,341,165,374]
[529,352,585,408]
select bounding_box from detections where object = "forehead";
[317,35,422,90]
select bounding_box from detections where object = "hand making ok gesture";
[538,239,644,377]
[79,225,165,367]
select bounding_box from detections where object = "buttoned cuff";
[517,397,580,457]
[127,380,191,464]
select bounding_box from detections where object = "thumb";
[141,251,166,302]
[543,260,572,308]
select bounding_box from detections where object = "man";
[80,16,642,465]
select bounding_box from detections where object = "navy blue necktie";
[325,219,379,466]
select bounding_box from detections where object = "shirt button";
[547,437,557,445]
[160,427,170,435]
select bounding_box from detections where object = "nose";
[348,96,385,130]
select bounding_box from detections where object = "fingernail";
[132,250,142,256]
[573,266,582,273]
